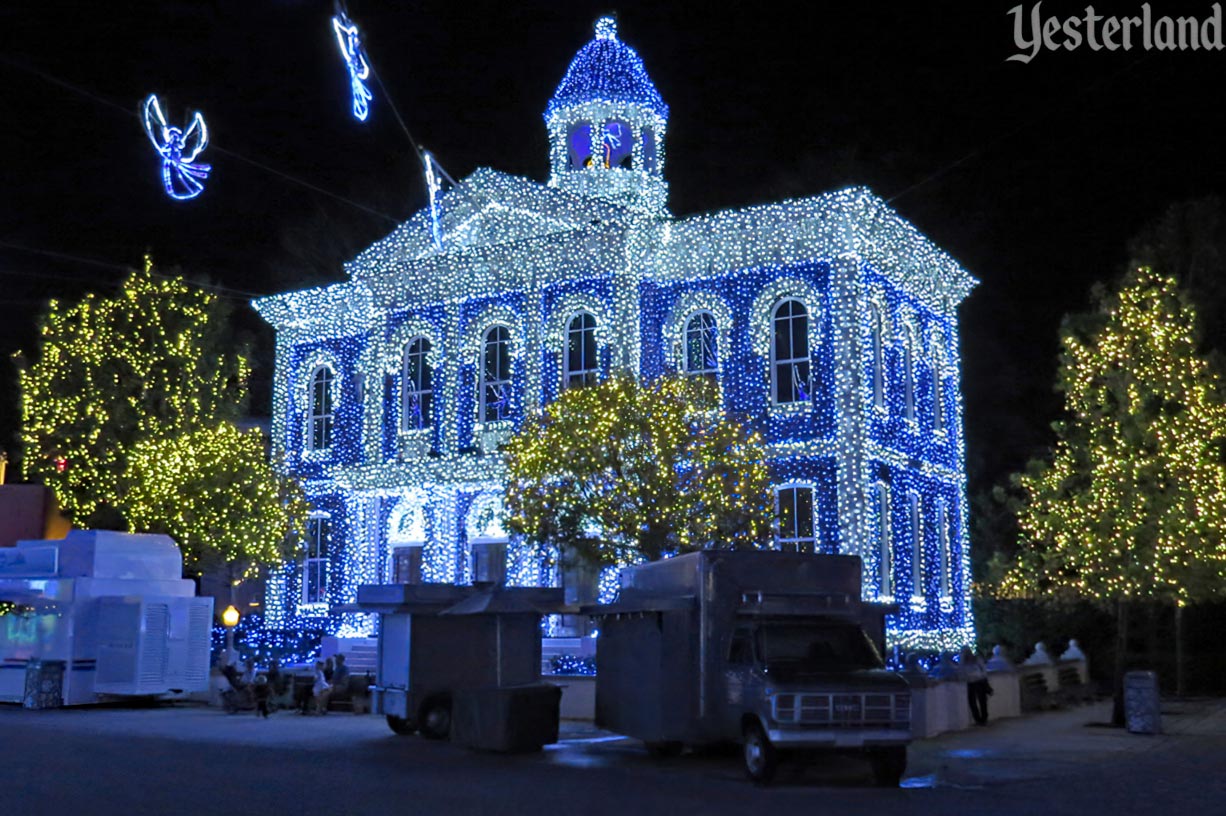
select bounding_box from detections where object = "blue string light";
[254,16,978,653]
[140,94,211,200]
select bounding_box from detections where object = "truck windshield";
[759,622,883,672]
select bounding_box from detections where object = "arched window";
[642,127,658,173]
[567,122,592,170]
[909,493,923,597]
[904,329,917,422]
[776,486,816,552]
[308,366,334,450]
[564,312,598,388]
[481,326,512,422]
[683,311,718,380]
[601,120,633,168]
[402,337,433,431]
[937,498,950,597]
[870,304,885,410]
[771,299,810,404]
[302,514,330,605]
[877,482,892,597]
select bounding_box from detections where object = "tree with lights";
[504,374,772,568]
[1006,266,1226,715]
[124,422,308,578]
[20,264,248,530]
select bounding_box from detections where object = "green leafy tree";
[124,422,309,578]
[505,374,772,567]
[1006,266,1226,712]
[20,264,248,529]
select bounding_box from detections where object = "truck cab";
[725,614,910,783]
[588,551,911,784]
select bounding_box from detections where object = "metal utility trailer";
[587,550,911,784]
[356,582,563,745]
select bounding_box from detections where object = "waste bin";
[23,659,66,710]
[451,684,562,752]
[1124,670,1161,734]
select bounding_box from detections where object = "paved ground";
[2,698,1224,815]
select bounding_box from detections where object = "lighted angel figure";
[601,122,624,168]
[332,9,373,121]
[141,94,211,201]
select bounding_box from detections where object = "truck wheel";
[419,698,452,740]
[742,722,777,784]
[870,746,907,787]
[645,741,684,758]
[386,715,416,736]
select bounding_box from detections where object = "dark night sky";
[2,0,1225,496]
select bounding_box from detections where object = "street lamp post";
[222,604,240,666]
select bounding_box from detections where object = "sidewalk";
[903,697,1226,788]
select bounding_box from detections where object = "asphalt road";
[2,701,1224,816]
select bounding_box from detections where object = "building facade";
[254,17,977,650]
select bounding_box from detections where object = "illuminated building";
[255,16,977,650]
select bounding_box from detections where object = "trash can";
[1124,670,1161,734]
[23,659,66,710]
[451,684,562,752]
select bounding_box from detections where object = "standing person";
[961,646,991,725]
[312,660,332,715]
[252,675,271,719]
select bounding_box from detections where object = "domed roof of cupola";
[544,16,669,123]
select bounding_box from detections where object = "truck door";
[723,625,755,738]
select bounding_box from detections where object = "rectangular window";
[909,493,923,597]
[776,486,816,552]
[402,338,433,431]
[877,482,892,597]
[938,499,950,597]
[904,338,916,422]
[302,516,330,605]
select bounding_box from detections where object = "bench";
[327,673,373,714]
[1020,671,1054,712]
[1057,665,1095,704]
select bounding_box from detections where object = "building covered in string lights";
[254,16,977,650]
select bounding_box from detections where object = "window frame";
[870,304,886,411]
[401,336,434,432]
[909,492,924,597]
[903,328,917,423]
[938,498,951,597]
[877,482,892,597]
[770,299,811,405]
[480,325,513,423]
[301,514,331,606]
[932,341,947,434]
[563,311,599,389]
[775,485,817,552]
[307,365,334,451]
[682,310,720,381]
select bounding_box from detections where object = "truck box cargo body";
[0,531,213,706]
[356,582,563,740]
[588,551,911,784]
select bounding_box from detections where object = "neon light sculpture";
[332,8,373,121]
[141,94,211,201]
[423,151,444,251]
